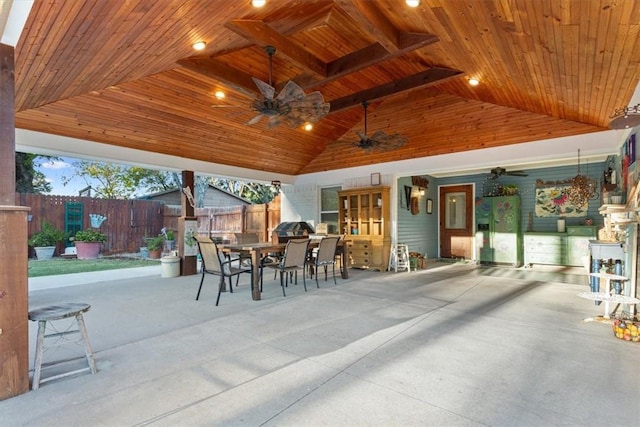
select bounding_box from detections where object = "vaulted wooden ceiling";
[12,0,640,176]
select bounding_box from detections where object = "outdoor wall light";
[271,180,281,193]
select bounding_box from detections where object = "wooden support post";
[180,171,197,275]
[0,43,30,399]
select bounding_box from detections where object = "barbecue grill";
[272,221,315,244]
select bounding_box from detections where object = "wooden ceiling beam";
[328,67,464,113]
[336,0,400,52]
[225,19,327,78]
[176,57,258,99]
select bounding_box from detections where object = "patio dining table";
[219,239,349,301]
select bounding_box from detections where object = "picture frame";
[371,172,381,186]
[427,198,433,214]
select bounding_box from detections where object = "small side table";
[28,303,98,390]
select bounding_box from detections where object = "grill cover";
[272,222,315,243]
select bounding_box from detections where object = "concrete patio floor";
[2,261,639,426]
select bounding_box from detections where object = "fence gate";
[65,202,83,246]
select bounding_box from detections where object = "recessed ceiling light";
[468,78,480,86]
[192,41,206,51]
[304,123,313,131]
[406,0,420,7]
[252,0,266,7]
[214,91,225,100]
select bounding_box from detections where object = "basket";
[612,318,640,342]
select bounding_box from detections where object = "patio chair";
[195,237,252,306]
[308,236,340,287]
[261,239,310,297]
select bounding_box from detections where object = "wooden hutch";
[338,186,391,271]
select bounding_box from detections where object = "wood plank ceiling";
[12,0,640,176]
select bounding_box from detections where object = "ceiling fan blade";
[276,80,306,103]
[246,114,264,126]
[252,77,275,100]
[355,130,367,140]
[267,115,281,128]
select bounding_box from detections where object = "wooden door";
[439,184,474,259]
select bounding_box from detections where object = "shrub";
[28,221,66,247]
[73,229,107,243]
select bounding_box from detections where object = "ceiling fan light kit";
[609,104,640,129]
[247,46,330,128]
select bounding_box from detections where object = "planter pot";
[148,249,162,259]
[75,241,101,260]
[34,246,56,260]
[165,239,175,251]
[140,246,149,258]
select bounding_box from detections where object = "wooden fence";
[17,193,281,256]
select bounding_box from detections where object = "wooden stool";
[29,303,98,390]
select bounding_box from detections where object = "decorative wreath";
[410,196,420,215]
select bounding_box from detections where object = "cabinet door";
[491,197,521,264]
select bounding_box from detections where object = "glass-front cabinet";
[339,186,390,271]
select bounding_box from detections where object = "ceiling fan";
[351,101,408,152]
[246,45,330,128]
[488,167,528,179]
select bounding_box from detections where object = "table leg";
[340,247,349,279]
[251,249,261,301]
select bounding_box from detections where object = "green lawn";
[28,257,160,277]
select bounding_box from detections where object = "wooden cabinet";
[338,186,390,271]
[524,226,597,267]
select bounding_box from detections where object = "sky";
[37,156,98,196]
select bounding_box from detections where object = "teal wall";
[397,162,607,260]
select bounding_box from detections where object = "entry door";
[439,185,474,259]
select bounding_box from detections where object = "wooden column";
[179,171,197,275]
[0,43,30,399]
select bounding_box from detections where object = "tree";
[211,178,277,203]
[62,161,175,199]
[15,152,53,194]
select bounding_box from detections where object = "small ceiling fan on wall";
[351,101,408,152]
[246,45,330,128]
[488,167,528,180]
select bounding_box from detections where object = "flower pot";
[75,241,101,260]
[140,246,149,258]
[165,239,175,251]
[34,246,56,260]
[148,249,162,259]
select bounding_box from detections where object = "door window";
[445,192,466,229]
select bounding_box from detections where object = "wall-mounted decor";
[371,172,381,186]
[427,198,433,214]
[535,186,588,217]
[410,197,420,215]
[411,175,429,189]
[404,185,412,210]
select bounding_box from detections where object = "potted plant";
[164,229,175,251]
[147,235,165,259]
[72,228,107,259]
[28,221,66,260]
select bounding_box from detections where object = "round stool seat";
[29,303,91,321]
[28,302,96,390]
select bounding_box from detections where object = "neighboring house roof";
[138,185,252,206]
